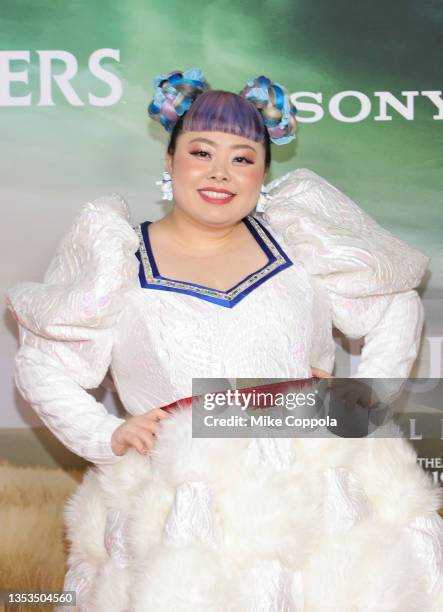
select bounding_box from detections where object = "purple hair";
[167,90,271,169]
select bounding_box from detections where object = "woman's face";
[165,130,267,227]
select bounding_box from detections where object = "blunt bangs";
[181,90,267,144]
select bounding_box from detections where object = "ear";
[165,152,173,175]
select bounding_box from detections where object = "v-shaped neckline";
[134,215,293,308]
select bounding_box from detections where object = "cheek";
[170,157,204,205]
[172,153,203,181]
[239,166,264,192]
[172,156,191,178]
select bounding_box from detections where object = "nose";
[208,156,230,182]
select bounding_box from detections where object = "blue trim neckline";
[135,215,293,308]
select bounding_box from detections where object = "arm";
[13,331,126,465]
[6,194,139,464]
[352,289,425,379]
[328,289,425,378]
[263,168,430,393]
[328,289,425,405]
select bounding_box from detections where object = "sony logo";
[290,90,443,122]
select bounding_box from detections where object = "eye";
[190,150,211,159]
[233,156,253,165]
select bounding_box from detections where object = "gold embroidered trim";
[136,216,288,301]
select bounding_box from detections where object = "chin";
[181,205,233,222]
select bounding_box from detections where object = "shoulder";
[6,193,140,338]
[261,168,430,297]
[266,167,323,195]
[44,193,139,282]
[65,192,135,238]
[264,167,369,228]
[66,191,136,238]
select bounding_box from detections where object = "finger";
[346,391,361,410]
[144,408,170,422]
[136,418,162,434]
[123,429,151,451]
[348,388,371,410]
[130,436,150,456]
[350,383,372,408]
[137,433,156,454]
[359,390,375,409]
[151,423,161,435]
[330,387,356,406]
[141,433,156,452]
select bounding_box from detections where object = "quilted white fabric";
[7,168,442,611]
[6,169,429,464]
[7,195,139,463]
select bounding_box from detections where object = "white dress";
[6,168,443,611]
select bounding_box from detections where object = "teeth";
[200,190,234,199]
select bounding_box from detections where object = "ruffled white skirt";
[58,408,443,612]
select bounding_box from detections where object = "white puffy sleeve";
[263,168,430,380]
[6,194,140,464]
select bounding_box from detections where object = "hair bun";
[147,68,210,132]
[239,75,298,145]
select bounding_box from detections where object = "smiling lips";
[198,187,236,204]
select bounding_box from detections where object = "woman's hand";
[330,378,378,410]
[311,366,377,409]
[111,408,170,457]
[311,368,378,408]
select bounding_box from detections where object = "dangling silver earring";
[255,184,269,213]
[156,171,173,201]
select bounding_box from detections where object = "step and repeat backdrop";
[1,1,441,469]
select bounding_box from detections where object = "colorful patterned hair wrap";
[147,68,210,132]
[239,76,298,145]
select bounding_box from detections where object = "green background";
[1,0,441,292]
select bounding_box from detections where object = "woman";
[6,69,442,611]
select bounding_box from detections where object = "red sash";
[159,377,321,413]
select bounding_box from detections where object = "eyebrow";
[188,137,257,152]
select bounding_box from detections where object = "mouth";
[197,188,236,205]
